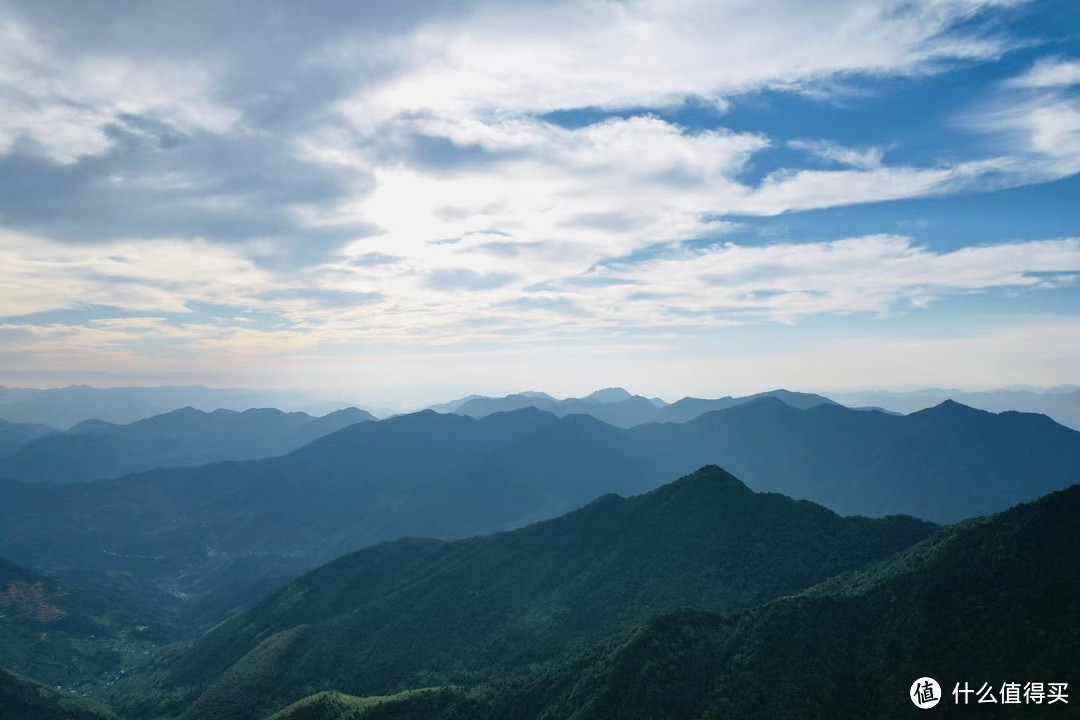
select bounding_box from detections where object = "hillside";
[0,669,119,720]
[0,557,187,687]
[262,483,1080,720]
[136,466,933,720]
[0,406,374,484]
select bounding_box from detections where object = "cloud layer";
[0,0,1078,396]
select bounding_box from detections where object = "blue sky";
[0,0,1078,407]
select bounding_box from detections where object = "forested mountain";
[441,387,837,427]
[122,467,933,720]
[0,419,57,455]
[252,482,1080,720]
[0,407,375,483]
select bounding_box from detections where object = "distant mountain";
[443,387,837,428]
[0,385,374,429]
[656,388,838,423]
[137,467,933,720]
[1,400,1076,602]
[452,393,560,417]
[0,669,119,720]
[831,386,1080,431]
[640,398,1080,522]
[582,387,637,403]
[0,419,56,455]
[0,406,375,484]
[424,394,484,413]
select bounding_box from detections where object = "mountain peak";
[668,464,754,496]
[915,399,990,419]
[584,387,633,404]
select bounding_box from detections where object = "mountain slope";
[0,669,119,720]
[270,483,1080,720]
[148,467,933,720]
[528,483,1080,720]
[0,406,374,484]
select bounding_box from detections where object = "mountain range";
[1,399,1076,598]
[1,393,1078,718]
[831,386,1080,431]
[0,406,375,484]
[0,386,374,430]
[433,387,838,428]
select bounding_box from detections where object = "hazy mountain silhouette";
[445,387,837,428]
[0,407,375,484]
[831,386,1080,431]
[0,385,373,429]
[582,387,637,403]
[452,393,560,417]
[0,418,56,454]
[141,467,933,720]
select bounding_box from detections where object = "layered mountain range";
[0,389,1076,719]
[0,406,375,484]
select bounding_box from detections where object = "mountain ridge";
[0,406,376,484]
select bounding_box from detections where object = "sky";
[0,0,1079,407]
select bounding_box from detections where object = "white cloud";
[0,229,269,316]
[1006,56,1080,89]
[335,0,1017,123]
[962,57,1080,181]
[598,235,1080,324]
[0,13,238,162]
[787,139,885,170]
